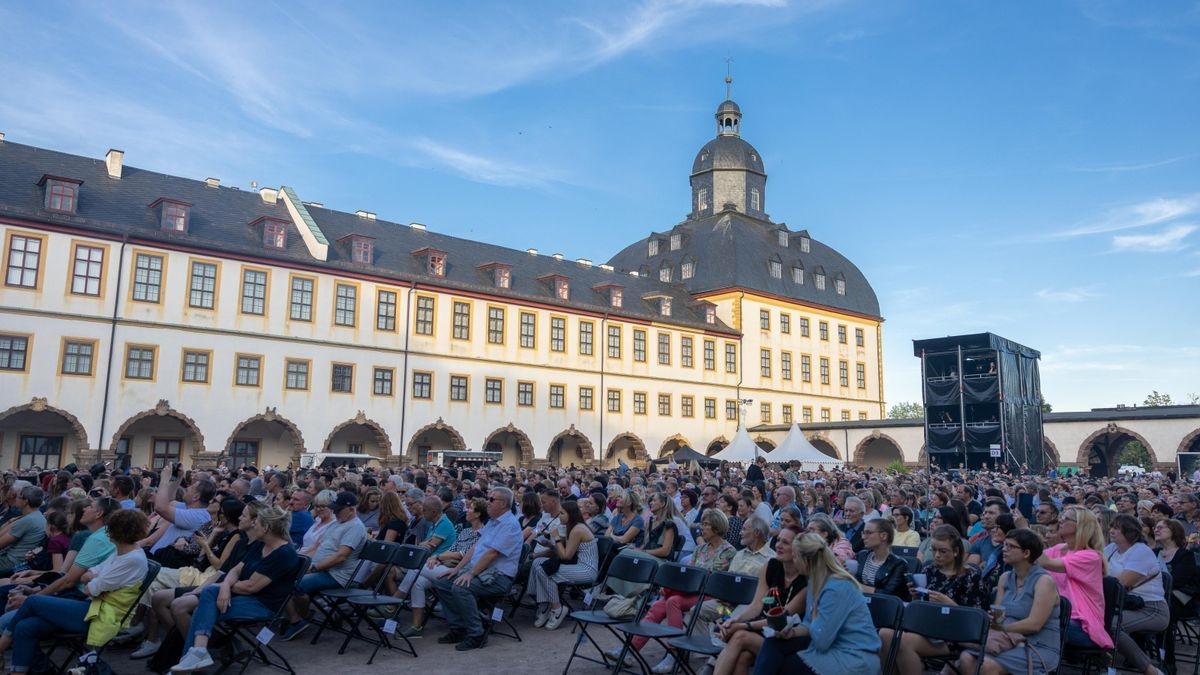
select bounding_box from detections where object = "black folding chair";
[611,562,709,675]
[900,600,991,675]
[561,553,659,675]
[477,543,531,641]
[51,560,163,671]
[308,540,393,645]
[1062,576,1124,675]
[211,555,311,675]
[1131,570,1171,672]
[863,592,905,675]
[901,556,922,574]
[1049,596,1071,675]
[343,544,430,663]
[665,570,759,675]
[893,546,920,558]
[559,536,616,612]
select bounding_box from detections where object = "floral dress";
[691,539,736,572]
[920,561,986,609]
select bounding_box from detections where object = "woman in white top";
[300,489,337,557]
[1105,514,1168,675]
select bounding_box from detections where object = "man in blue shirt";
[433,487,522,651]
[287,490,314,548]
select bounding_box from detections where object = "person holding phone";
[141,464,216,564]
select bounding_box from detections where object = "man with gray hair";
[691,516,774,645]
[0,486,46,576]
[770,486,796,535]
[840,496,867,553]
[433,486,522,652]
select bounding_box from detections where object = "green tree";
[888,402,924,419]
[1041,400,1052,413]
[1143,390,1173,406]
[1118,440,1152,470]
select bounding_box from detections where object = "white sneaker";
[605,648,632,666]
[544,605,569,630]
[130,640,161,659]
[651,654,676,674]
[534,606,551,628]
[171,647,214,672]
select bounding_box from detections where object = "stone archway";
[222,408,306,469]
[658,433,690,458]
[854,432,904,469]
[606,432,649,467]
[483,423,534,467]
[1075,424,1157,478]
[706,436,728,457]
[1043,437,1060,469]
[807,434,840,461]
[547,425,594,467]
[322,411,392,456]
[406,418,467,464]
[1177,428,1200,457]
[0,397,91,468]
[754,435,776,454]
[110,399,205,453]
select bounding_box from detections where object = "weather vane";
[724,56,734,98]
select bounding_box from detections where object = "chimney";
[599,264,614,272]
[105,149,124,179]
[527,248,538,256]
[0,132,6,143]
[552,253,564,261]
[304,202,323,208]
[205,177,220,188]
[355,210,376,220]
[576,258,592,267]
[629,270,640,277]
[409,222,427,231]
[259,187,278,204]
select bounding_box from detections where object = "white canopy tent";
[712,425,761,463]
[765,423,844,469]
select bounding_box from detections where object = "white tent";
[766,423,844,469]
[712,425,761,463]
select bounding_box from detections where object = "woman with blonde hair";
[754,532,881,675]
[806,513,855,567]
[1037,505,1112,651]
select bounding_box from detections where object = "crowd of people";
[0,454,1195,674]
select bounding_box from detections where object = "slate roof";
[606,207,883,319]
[691,135,765,175]
[0,140,735,333]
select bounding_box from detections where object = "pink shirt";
[1044,544,1112,649]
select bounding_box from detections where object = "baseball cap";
[332,491,358,510]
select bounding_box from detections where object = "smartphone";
[904,573,916,586]
[172,462,183,480]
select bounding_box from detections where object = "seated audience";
[1105,514,1168,675]
[280,491,367,640]
[530,499,598,631]
[854,518,910,601]
[1037,506,1112,651]
[397,497,484,638]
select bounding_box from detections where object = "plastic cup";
[766,607,787,631]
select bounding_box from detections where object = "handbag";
[603,594,641,619]
[1108,550,1158,611]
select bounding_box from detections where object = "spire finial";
[724,56,734,99]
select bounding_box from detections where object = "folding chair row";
[50,561,164,672]
[340,544,430,663]
[211,555,312,675]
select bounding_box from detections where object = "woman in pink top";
[1037,505,1112,649]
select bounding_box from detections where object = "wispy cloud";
[404,137,563,188]
[1111,224,1196,252]
[1035,287,1101,302]
[1050,193,1200,238]
[1068,154,1193,173]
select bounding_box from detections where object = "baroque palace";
[0,93,885,470]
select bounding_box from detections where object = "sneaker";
[651,653,676,674]
[122,623,146,639]
[437,631,466,644]
[170,647,214,672]
[605,648,633,667]
[455,633,488,651]
[399,625,424,639]
[544,605,569,630]
[279,619,311,641]
[130,640,162,659]
[533,606,551,628]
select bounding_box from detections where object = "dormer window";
[648,239,659,256]
[777,230,788,247]
[413,247,448,277]
[681,258,695,280]
[800,234,811,253]
[264,221,286,248]
[153,198,194,232]
[612,288,623,307]
[660,298,672,316]
[705,305,717,325]
[814,266,826,290]
[659,262,672,283]
[670,233,682,251]
[540,274,569,300]
[792,264,804,285]
[478,262,512,289]
[39,175,82,213]
[340,234,375,264]
[835,273,846,295]
[751,188,761,212]
[769,257,782,279]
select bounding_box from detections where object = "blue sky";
[2,0,1198,412]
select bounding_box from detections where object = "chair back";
[1101,575,1126,638]
[702,571,759,608]
[893,546,919,558]
[119,560,162,627]
[1057,596,1072,657]
[652,562,708,596]
[864,592,904,631]
[606,553,659,586]
[1162,570,1174,600]
[594,536,616,570]
[360,540,396,565]
[293,555,313,589]
[900,600,990,645]
[901,556,921,574]
[392,544,430,571]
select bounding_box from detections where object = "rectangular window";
[71,245,104,296]
[839,360,849,387]
[704,398,716,419]
[189,261,217,309]
[725,343,737,374]
[838,324,847,344]
[235,355,261,387]
[181,350,209,383]
[450,375,468,401]
[821,408,831,422]
[803,407,813,423]
[452,301,471,340]
[633,392,647,415]
[152,439,181,470]
[761,402,771,423]
[519,312,536,348]
[782,404,793,424]
[633,329,646,362]
[132,253,164,303]
[801,354,812,382]
[485,378,503,404]
[411,371,432,399]
[331,364,354,393]
[759,309,770,330]
[681,336,693,368]
[657,393,671,416]
[334,283,357,326]
[579,320,594,355]
[0,333,28,369]
[760,348,771,377]
[517,381,534,406]
[163,203,189,232]
[228,440,259,469]
[45,180,77,212]
[285,360,309,390]
[820,357,830,385]
[725,400,738,421]
[366,367,390,396]
[856,327,865,347]
[579,386,594,411]
[780,314,791,334]
[241,269,267,315]
[607,325,621,359]
[704,340,715,370]
[857,362,867,389]
[657,333,671,365]
[819,321,829,341]
[800,317,810,337]
[263,221,286,249]
[19,435,62,470]
[61,340,95,375]
[124,345,155,379]
[859,412,868,421]
[550,317,565,352]
[842,410,851,421]
[681,395,694,418]
[549,384,565,408]
[5,234,42,288]
[415,296,435,335]
[289,277,313,321]
[607,389,621,413]
[376,290,397,331]
[781,352,792,380]
[488,307,505,344]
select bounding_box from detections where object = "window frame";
[180,348,212,384]
[548,383,566,409]
[288,274,316,322]
[578,320,594,356]
[4,231,47,290]
[657,393,671,416]
[333,281,358,327]
[376,288,398,332]
[484,377,503,404]
[285,359,311,391]
[681,336,694,368]
[18,434,63,470]
[373,366,395,397]
[122,343,158,381]
[187,258,220,311]
[579,386,594,411]
[519,311,536,349]
[68,241,106,297]
[331,363,355,393]
[760,348,771,377]
[414,295,436,336]
[411,371,433,399]
[703,339,715,371]
[607,388,622,413]
[487,305,506,345]
[451,300,471,340]
[59,337,98,376]
[704,398,717,419]
[234,353,263,388]
[607,325,622,359]
[239,266,270,316]
[449,374,469,402]
[550,316,566,352]
[657,332,671,365]
[724,343,737,374]
[681,395,694,418]
[130,250,166,304]
[633,329,647,362]
[517,381,534,407]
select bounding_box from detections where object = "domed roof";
[716,98,741,115]
[691,135,765,175]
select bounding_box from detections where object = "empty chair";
[560,554,659,675]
